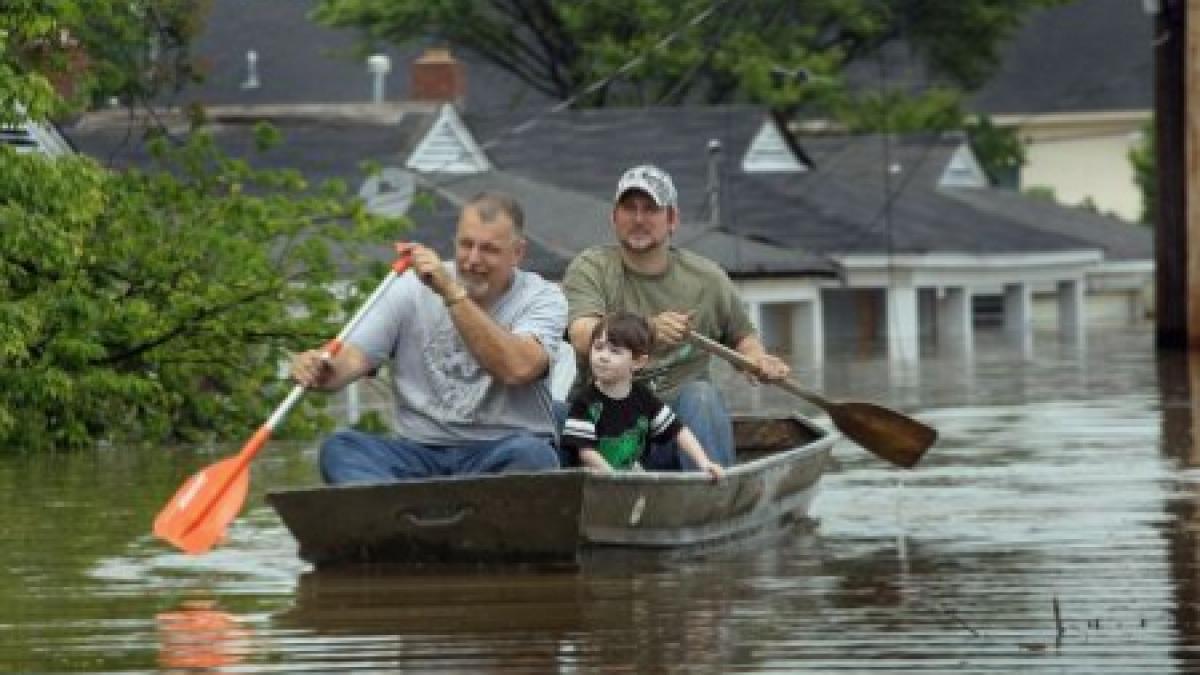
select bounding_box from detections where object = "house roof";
[750,132,1107,256]
[174,0,550,114]
[66,101,1151,282]
[419,169,837,278]
[62,107,568,276]
[939,188,1153,262]
[969,0,1153,116]
[465,105,1137,260]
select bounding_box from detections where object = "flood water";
[5,325,1200,672]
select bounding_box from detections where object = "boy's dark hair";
[591,311,655,357]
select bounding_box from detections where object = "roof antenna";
[241,50,260,90]
[367,54,391,103]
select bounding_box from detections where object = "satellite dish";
[359,168,415,216]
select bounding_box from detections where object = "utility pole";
[1157,0,1187,348]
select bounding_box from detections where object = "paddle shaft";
[229,257,412,470]
[686,329,936,468]
[686,331,836,414]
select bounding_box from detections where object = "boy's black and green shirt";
[562,383,682,470]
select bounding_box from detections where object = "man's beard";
[458,272,490,298]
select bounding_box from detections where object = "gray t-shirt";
[348,266,567,445]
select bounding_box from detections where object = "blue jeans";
[553,380,735,470]
[644,380,735,470]
[319,429,560,485]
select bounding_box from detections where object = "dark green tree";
[966,114,1025,188]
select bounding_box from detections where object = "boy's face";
[590,332,648,386]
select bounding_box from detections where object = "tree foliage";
[3,3,406,451]
[966,114,1025,187]
[1130,122,1154,226]
[314,0,1066,127]
[2,0,208,123]
[1,131,403,451]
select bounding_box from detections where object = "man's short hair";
[465,191,525,234]
[614,164,677,208]
[591,311,655,357]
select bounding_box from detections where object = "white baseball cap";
[614,164,677,208]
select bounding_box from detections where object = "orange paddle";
[153,253,412,554]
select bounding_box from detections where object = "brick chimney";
[409,47,465,105]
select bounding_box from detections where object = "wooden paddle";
[153,253,413,554]
[687,331,936,468]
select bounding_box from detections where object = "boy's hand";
[700,460,724,482]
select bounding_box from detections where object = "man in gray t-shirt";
[291,191,566,484]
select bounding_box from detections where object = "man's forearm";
[449,296,549,386]
[568,315,602,358]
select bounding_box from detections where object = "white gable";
[742,120,807,173]
[406,104,490,174]
[939,143,989,188]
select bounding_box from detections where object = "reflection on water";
[8,326,1200,672]
[156,599,251,670]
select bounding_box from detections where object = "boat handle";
[400,506,475,528]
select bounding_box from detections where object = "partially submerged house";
[63,0,1153,369]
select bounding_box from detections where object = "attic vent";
[0,125,38,152]
[406,104,489,174]
[742,121,806,173]
[939,143,988,188]
[1,121,71,156]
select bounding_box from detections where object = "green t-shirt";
[562,245,756,400]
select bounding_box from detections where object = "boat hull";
[267,415,835,567]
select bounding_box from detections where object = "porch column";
[746,301,764,334]
[1004,282,1034,357]
[1057,278,1085,344]
[791,298,824,366]
[886,283,919,362]
[937,286,974,355]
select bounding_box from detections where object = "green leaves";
[1130,122,1154,226]
[2,0,211,124]
[0,133,408,451]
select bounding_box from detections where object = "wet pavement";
[3,325,1200,672]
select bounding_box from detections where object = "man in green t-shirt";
[561,164,791,469]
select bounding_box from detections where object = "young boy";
[561,312,725,480]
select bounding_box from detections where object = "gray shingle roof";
[466,106,1139,260]
[420,169,837,278]
[174,0,550,114]
[939,187,1153,262]
[970,0,1153,115]
[62,109,567,276]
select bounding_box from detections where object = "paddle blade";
[829,402,938,469]
[153,456,251,555]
